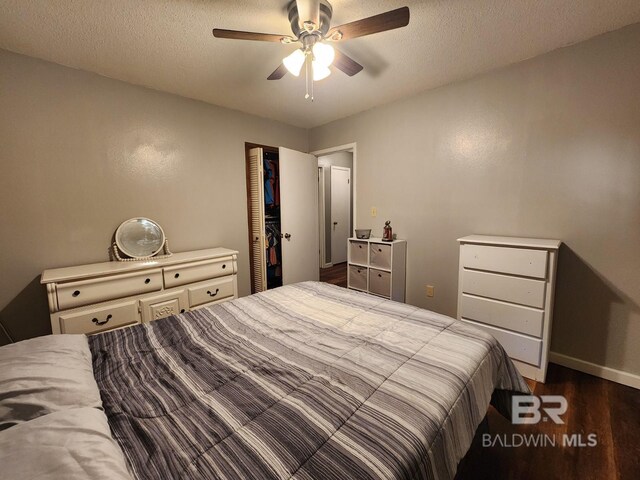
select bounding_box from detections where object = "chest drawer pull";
[144,278,151,284]
[222,264,226,269]
[92,314,112,326]
[206,288,220,298]
[174,273,180,278]
[72,290,81,297]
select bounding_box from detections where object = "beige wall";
[309,24,640,376]
[0,49,308,344]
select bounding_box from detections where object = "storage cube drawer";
[369,269,391,298]
[460,319,542,366]
[369,243,391,270]
[57,300,139,335]
[461,244,548,279]
[188,277,236,307]
[139,290,189,322]
[348,265,367,291]
[57,269,162,310]
[164,257,233,288]
[349,241,368,265]
[462,270,546,308]
[460,294,544,338]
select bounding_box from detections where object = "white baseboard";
[549,351,640,390]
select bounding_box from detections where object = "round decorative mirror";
[113,218,170,261]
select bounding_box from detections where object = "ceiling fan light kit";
[212,1,410,100]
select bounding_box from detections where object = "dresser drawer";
[460,294,544,338]
[369,269,391,298]
[57,300,139,335]
[348,265,367,291]
[188,277,236,307]
[461,244,548,279]
[461,319,542,366]
[462,270,546,308]
[140,290,189,322]
[164,257,233,288]
[57,269,162,310]
[369,243,391,270]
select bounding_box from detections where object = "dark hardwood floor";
[319,262,347,288]
[456,363,640,480]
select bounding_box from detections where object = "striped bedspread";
[90,282,529,480]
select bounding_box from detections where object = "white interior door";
[279,147,319,284]
[330,166,351,264]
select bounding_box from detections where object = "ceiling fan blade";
[267,63,288,80]
[212,28,293,43]
[333,49,363,76]
[327,6,410,41]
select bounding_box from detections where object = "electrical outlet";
[426,285,435,297]
[371,207,377,217]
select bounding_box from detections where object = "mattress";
[90,281,529,480]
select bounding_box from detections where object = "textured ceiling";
[1,1,640,128]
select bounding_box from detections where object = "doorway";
[245,143,319,294]
[313,143,356,286]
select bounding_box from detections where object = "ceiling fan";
[213,0,410,99]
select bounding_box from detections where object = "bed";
[1,282,529,479]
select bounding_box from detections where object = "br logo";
[512,395,568,425]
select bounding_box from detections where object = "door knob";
[284,233,292,240]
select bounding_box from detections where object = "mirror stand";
[112,239,173,262]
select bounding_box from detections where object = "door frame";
[330,166,351,265]
[318,166,331,268]
[311,143,357,270]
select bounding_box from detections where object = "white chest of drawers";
[457,235,561,382]
[347,237,407,302]
[41,248,238,335]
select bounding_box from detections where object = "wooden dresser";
[41,248,238,335]
[457,235,561,382]
[347,237,407,302]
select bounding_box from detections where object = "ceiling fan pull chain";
[304,54,309,100]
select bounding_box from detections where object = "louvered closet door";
[249,148,267,292]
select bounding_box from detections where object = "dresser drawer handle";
[180,309,186,314]
[174,273,180,279]
[222,264,226,269]
[378,273,382,277]
[206,288,220,298]
[92,314,112,326]
[378,248,382,252]
[144,278,151,284]
[72,290,81,297]
[358,245,362,249]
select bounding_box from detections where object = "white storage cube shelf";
[347,238,407,302]
[457,235,561,383]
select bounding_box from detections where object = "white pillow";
[0,334,103,430]
[0,407,133,480]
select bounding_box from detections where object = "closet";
[246,145,319,293]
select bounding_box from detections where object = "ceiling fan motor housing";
[288,0,333,40]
